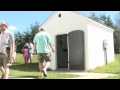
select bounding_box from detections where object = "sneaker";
[42,69,47,77]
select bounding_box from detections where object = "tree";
[113,25,120,53]
[90,12,114,28]
[115,12,120,29]
[29,22,40,42]
[15,22,40,53]
[115,12,120,53]
[15,31,26,53]
[89,12,99,22]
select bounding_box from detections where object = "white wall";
[41,11,114,71]
[42,11,88,70]
[87,19,114,69]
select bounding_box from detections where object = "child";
[23,44,29,64]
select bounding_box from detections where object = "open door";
[68,30,84,70]
[56,34,68,69]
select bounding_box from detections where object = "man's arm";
[11,41,15,53]
[49,43,55,53]
[10,41,15,62]
[10,32,15,61]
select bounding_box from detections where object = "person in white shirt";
[27,39,33,63]
[0,21,15,79]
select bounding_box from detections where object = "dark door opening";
[56,34,68,69]
[56,30,84,70]
[68,30,84,70]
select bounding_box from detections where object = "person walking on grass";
[27,39,33,63]
[22,43,29,64]
[0,21,15,79]
[22,39,33,64]
[33,26,55,77]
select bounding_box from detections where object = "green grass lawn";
[88,54,120,79]
[0,53,120,79]
[0,53,79,79]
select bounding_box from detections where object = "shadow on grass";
[17,75,39,79]
[10,62,39,72]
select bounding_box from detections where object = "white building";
[41,11,114,71]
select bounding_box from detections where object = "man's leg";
[0,52,9,79]
[39,63,44,77]
[4,49,12,79]
[38,53,44,77]
[30,54,32,63]
[4,65,9,79]
[42,53,51,77]
[0,66,5,79]
[43,61,50,71]
[39,63,44,72]
[42,61,50,77]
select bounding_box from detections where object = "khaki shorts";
[0,50,11,67]
[29,53,32,59]
[37,53,51,63]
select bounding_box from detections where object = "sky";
[0,11,119,34]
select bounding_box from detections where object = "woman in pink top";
[23,46,29,64]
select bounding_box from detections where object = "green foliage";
[114,12,120,53]
[113,25,120,53]
[88,54,120,74]
[115,12,120,29]
[88,54,120,79]
[90,12,114,28]
[15,22,40,53]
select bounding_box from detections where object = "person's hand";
[12,52,16,61]
[10,52,15,62]
[52,49,55,53]
[33,51,37,55]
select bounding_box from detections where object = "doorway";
[68,30,84,70]
[56,30,84,70]
[56,34,68,69]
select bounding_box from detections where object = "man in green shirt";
[33,26,55,77]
